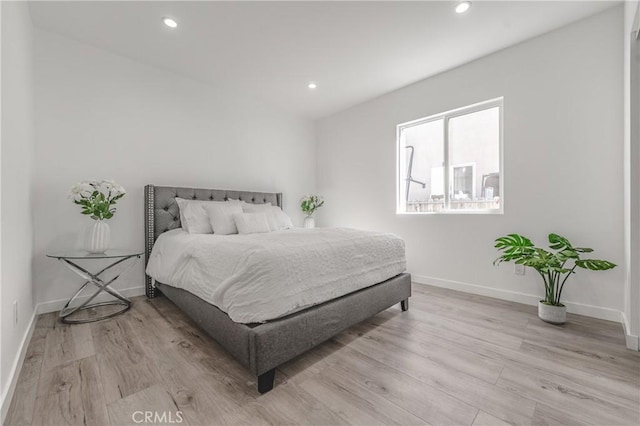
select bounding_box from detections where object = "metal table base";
[55,254,141,324]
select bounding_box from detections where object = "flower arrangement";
[300,195,325,217]
[69,179,126,220]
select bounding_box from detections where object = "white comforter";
[146,227,406,323]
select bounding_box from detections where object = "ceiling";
[29,1,618,119]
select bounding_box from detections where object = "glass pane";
[452,165,473,197]
[399,119,444,213]
[448,107,500,211]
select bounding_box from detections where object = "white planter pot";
[85,220,110,254]
[303,217,315,229]
[538,301,566,324]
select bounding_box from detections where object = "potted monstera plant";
[494,233,616,324]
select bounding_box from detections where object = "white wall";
[317,7,625,320]
[623,0,640,349]
[33,29,316,306]
[1,0,36,416]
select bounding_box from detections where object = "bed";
[144,184,411,393]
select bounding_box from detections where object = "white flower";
[102,179,126,197]
[110,180,126,196]
[68,182,94,201]
[116,184,126,196]
[97,180,113,194]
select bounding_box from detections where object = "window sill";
[398,199,502,214]
[396,209,504,215]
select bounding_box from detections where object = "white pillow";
[203,202,243,235]
[175,199,212,234]
[175,198,241,234]
[241,202,279,231]
[233,212,272,235]
[269,206,294,230]
[241,202,272,213]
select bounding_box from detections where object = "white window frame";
[396,97,504,215]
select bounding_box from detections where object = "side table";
[46,250,143,324]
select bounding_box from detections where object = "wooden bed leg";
[258,369,276,394]
[401,298,409,311]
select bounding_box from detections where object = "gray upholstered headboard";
[144,184,283,298]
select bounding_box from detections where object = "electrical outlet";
[13,301,18,326]
[514,264,525,276]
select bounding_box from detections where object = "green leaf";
[521,257,550,270]
[550,266,572,274]
[558,249,578,259]
[494,234,534,250]
[575,259,617,271]
[548,233,573,251]
[494,234,537,266]
[574,247,594,253]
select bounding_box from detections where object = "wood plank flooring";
[6,283,640,426]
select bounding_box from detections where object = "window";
[397,98,503,214]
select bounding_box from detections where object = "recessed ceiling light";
[162,17,178,28]
[307,82,318,89]
[455,1,471,14]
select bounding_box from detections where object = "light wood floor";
[6,283,640,426]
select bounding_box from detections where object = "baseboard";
[0,309,37,424]
[621,311,640,351]
[412,274,623,323]
[36,285,146,314]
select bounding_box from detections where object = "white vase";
[538,301,566,324]
[85,220,110,254]
[303,217,315,229]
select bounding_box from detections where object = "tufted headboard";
[144,184,282,298]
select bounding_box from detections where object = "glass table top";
[46,249,144,259]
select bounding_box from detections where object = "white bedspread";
[146,227,406,323]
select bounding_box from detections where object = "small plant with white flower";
[300,195,324,217]
[69,179,126,220]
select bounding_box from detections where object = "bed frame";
[144,184,411,393]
